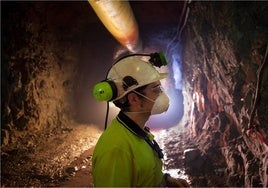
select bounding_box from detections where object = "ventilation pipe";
[88,0,142,52]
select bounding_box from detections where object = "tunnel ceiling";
[87,1,184,24]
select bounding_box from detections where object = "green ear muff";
[93,80,117,101]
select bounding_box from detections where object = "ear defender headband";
[92,51,167,102]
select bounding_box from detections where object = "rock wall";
[2,1,109,148]
[2,2,77,148]
[1,2,105,186]
[181,1,268,187]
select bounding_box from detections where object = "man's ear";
[127,92,141,105]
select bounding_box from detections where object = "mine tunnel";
[1,1,268,187]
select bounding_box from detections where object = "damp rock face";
[1,2,103,187]
[2,2,81,148]
[181,1,268,187]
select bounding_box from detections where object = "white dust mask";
[125,91,170,115]
[134,91,170,115]
[150,92,169,115]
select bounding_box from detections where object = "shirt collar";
[116,111,164,159]
[116,111,148,138]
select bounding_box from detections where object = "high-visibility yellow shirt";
[92,112,163,187]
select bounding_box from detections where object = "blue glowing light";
[172,54,183,90]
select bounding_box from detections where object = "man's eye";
[152,86,163,94]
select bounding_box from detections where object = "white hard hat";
[107,56,168,101]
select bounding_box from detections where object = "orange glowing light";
[88,0,142,52]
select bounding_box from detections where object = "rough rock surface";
[181,1,268,187]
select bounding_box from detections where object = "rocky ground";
[1,124,101,187]
[57,147,95,187]
[1,123,230,187]
[57,125,228,187]
[1,123,193,187]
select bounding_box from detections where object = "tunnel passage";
[2,1,268,187]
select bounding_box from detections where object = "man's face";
[139,81,163,111]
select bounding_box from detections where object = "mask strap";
[123,90,155,114]
[124,89,157,114]
[131,90,155,103]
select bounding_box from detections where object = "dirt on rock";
[1,124,101,187]
[58,147,95,187]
